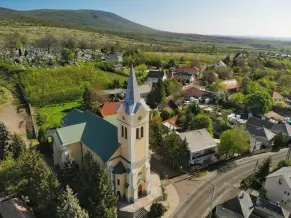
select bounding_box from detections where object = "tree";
[61,37,77,50]
[209,79,226,92]
[147,79,166,108]
[149,119,165,153]
[252,157,272,190]
[218,126,250,159]
[167,59,176,68]
[162,131,186,168]
[80,152,117,218]
[0,150,60,217]
[203,70,218,84]
[61,48,73,64]
[57,186,89,218]
[164,79,182,99]
[149,202,167,218]
[9,134,26,159]
[160,109,171,121]
[187,103,201,116]
[180,56,185,64]
[230,92,246,108]
[60,157,81,193]
[273,133,289,150]
[216,66,233,79]
[0,122,11,160]
[190,114,213,135]
[36,34,58,53]
[4,32,27,53]
[246,91,273,114]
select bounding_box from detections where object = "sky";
[1,0,291,38]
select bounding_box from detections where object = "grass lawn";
[36,101,81,130]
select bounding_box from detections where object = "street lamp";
[209,184,216,218]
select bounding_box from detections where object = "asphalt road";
[170,148,289,218]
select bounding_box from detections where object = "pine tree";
[60,156,81,193]
[255,156,272,182]
[0,122,11,160]
[57,186,89,218]
[80,152,117,218]
[179,138,190,167]
[9,133,26,159]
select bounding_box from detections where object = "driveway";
[0,88,28,141]
[169,149,288,218]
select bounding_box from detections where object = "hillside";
[0,7,291,52]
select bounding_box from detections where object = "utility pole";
[286,144,291,161]
[209,184,216,218]
[252,160,259,181]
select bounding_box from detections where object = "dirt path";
[0,87,28,142]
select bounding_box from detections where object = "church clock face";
[138,116,142,121]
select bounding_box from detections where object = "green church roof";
[57,109,120,162]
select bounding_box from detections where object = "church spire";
[124,61,141,109]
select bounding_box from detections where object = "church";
[52,63,152,202]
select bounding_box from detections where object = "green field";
[37,101,81,130]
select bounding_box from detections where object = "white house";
[265,166,291,211]
[146,70,166,83]
[179,129,217,166]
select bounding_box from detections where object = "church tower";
[117,62,151,202]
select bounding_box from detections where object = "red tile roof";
[163,115,180,128]
[183,86,207,98]
[273,91,283,99]
[222,79,240,90]
[99,102,122,117]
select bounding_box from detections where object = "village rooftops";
[264,111,285,122]
[176,66,199,72]
[183,86,208,98]
[222,79,240,90]
[246,117,275,130]
[178,128,217,153]
[147,70,165,78]
[99,101,122,117]
[162,115,180,130]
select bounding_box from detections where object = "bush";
[149,202,167,218]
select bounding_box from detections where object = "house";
[273,91,284,103]
[212,60,227,68]
[169,71,195,83]
[112,63,123,70]
[179,129,217,166]
[246,125,276,149]
[105,54,123,62]
[222,79,240,92]
[215,190,290,218]
[264,111,285,122]
[52,64,159,203]
[0,196,35,218]
[99,102,122,118]
[246,117,275,130]
[146,70,166,83]
[162,115,180,131]
[265,166,291,211]
[176,66,199,75]
[183,86,209,99]
[272,123,291,139]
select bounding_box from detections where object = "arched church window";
[117,179,120,185]
[121,126,124,137]
[141,126,144,138]
[136,128,139,139]
[125,127,127,139]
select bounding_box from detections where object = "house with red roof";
[162,115,181,130]
[168,66,200,82]
[222,79,240,91]
[272,91,284,103]
[183,86,209,99]
[99,101,122,118]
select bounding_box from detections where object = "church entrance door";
[138,184,143,196]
